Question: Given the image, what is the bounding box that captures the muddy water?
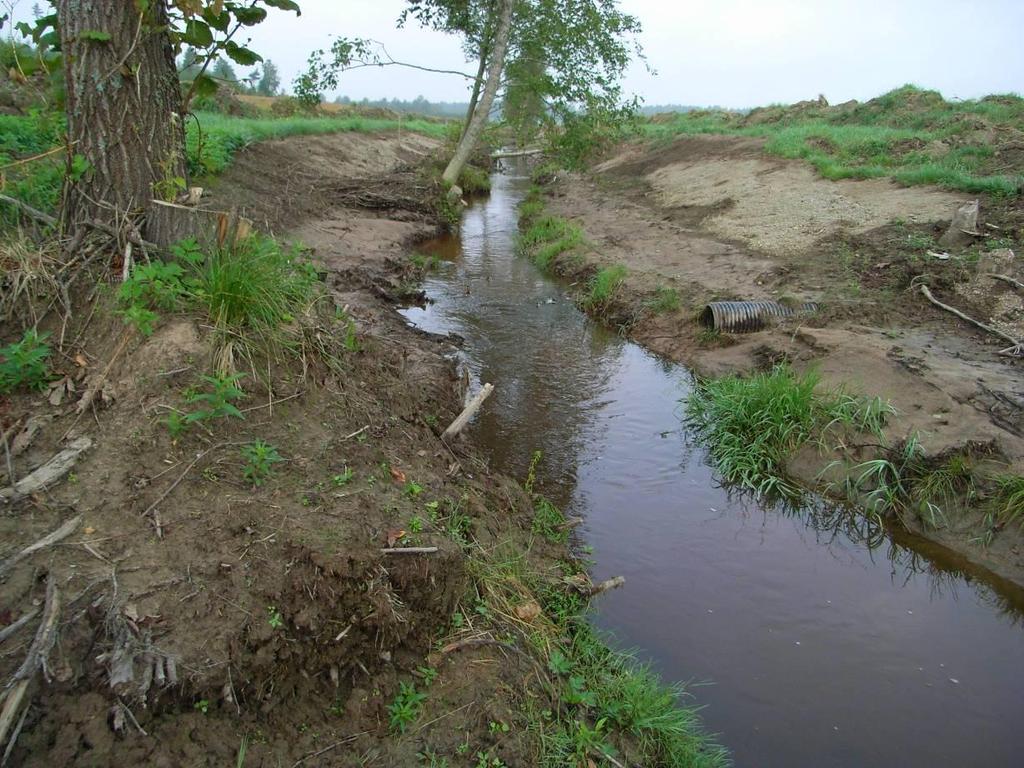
[400,169,1024,768]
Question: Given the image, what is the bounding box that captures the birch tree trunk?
[442,0,513,188]
[56,0,187,234]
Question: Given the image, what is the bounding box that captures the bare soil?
[539,134,1024,584]
[0,134,557,767]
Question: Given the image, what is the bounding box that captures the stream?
[399,167,1024,767]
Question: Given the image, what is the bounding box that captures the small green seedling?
[194,699,210,714]
[241,440,282,486]
[185,373,246,425]
[267,606,284,630]
[409,515,424,534]
[388,681,427,733]
[332,468,355,487]
[548,649,572,676]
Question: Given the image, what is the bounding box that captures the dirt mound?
[600,134,964,256]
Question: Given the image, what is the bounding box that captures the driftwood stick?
[918,285,1021,348]
[0,193,57,227]
[380,547,439,555]
[0,610,39,646]
[588,575,626,597]
[0,577,60,747]
[0,439,92,506]
[290,733,366,768]
[0,516,82,578]
[1,698,28,765]
[442,383,494,441]
[989,273,1024,292]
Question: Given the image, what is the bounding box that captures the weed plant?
[518,215,584,271]
[241,440,282,486]
[0,329,51,393]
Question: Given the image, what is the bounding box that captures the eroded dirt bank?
[531,134,1024,584]
[0,133,636,766]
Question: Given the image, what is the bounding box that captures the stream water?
[399,168,1024,767]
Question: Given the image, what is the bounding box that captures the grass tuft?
[685,364,893,498]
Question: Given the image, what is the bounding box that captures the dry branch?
[0,516,82,578]
[0,610,39,646]
[443,383,494,441]
[989,273,1024,292]
[0,193,57,227]
[0,576,60,748]
[380,546,439,555]
[0,438,92,506]
[918,284,1021,350]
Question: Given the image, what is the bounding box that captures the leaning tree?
[22,0,299,238]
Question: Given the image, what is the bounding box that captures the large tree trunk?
[442,0,513,189]
[56,0,187,237]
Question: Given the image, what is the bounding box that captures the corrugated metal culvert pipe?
[700,300,820,333]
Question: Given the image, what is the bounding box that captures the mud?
[0,133,546,767]
[538,134,1024,584]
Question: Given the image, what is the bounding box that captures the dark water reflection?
[399,169,1024,768]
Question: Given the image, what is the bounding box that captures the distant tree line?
[331,94,471,117]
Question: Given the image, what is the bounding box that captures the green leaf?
[232,6,267,26]
[201,8,230,32]
[263,0,301,13]
[191,73,218,97]
[80,30,112,42]
[224,41,261,66]
[183,19,213,47]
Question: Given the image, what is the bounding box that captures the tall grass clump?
[178,236,316,349]
[518,214,584,271]
[582,264,627,312]
[685,364,893,498]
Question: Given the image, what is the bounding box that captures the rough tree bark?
[461,40,489,141]
[442,0,513,189]
[56,0,187,235]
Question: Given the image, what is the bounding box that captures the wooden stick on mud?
[0,516,82,579]
[0,576,60,748]
[918,285,1022,349]
[989,274,1024,292]
[442,383,494,441]
[0,439,92,506]
[0,610,39,646]
[380,547,439,555]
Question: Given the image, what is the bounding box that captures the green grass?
[517,214,585,271]
[988,475,1024,530]
[685,364,893,498]
[642,85,1024,196]
[647,285,681,314]
[465,541,726,768]
[582,265,627,312]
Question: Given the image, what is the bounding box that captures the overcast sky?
[10,0,1024,106]
[238,0,1023,107]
